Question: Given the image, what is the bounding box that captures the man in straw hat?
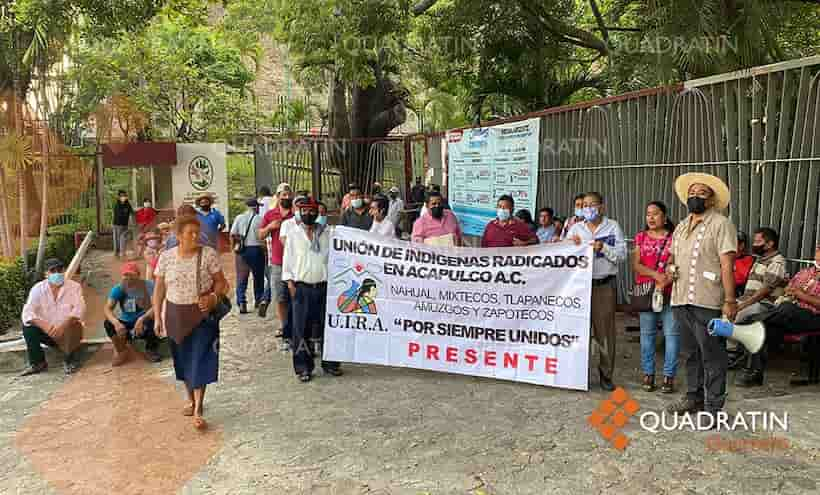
[19,258,86,376]
[196,193,226,250]
[664,173,738,420]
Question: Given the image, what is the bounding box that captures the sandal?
[642,374,656,392]
[182,403,195,416]
[661,376,675,394]
[193,416,208,430]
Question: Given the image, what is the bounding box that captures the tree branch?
[516,0,609,56]
[412,0,440,15]
[589,0,609,43]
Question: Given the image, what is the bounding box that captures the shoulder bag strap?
[242,213,256,243]
[196,248,203,296]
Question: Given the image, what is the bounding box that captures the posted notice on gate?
[324,227,593,390]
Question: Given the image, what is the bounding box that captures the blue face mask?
[48,272,65,286]
[582,207,600,222]
[574,207,584,218]
[317,215,327,226]
[497,208,511,221]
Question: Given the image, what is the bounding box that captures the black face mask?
[301,213,317,225]
[200,204,211,212]
[431,206,444,219]
[280,199,293,209]
[687,196,707,214]
[752,245,766,256]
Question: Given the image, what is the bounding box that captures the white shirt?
[22,279,86,327]
[280,217,297,244]
[387,197,404,226]
[282,225,330,284]
[230,209,264,247]
[259,195,275,214]
[566,217,627,279]
[370,218,396,238]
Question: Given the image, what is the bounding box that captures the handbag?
[233,213,256,254]
[197,248,232,322]
[630,234,670,313]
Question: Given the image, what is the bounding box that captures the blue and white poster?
[447,118,541,236]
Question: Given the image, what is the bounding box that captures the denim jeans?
[235,246,266,305]
[639,303,680,377]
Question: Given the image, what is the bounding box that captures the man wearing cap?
[665,173,737,419]
[259,185,294,325]
[104,262,161,366]
[231,197,265,314]
[282,197,342,382]
[20,259,86,376]
[196,194,226,250]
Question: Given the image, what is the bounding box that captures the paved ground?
[2,250,820,494]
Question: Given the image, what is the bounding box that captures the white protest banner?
[172,143,229,224]
[324,227,594,390]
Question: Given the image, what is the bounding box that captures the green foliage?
[227,155,255,221]
[64,15,257,142]
[0,226,77,334]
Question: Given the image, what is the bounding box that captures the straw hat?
[674,173,730,210]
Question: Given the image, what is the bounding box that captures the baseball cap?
[276,182,291,194]
[45,258,64,272]
[389,186,399,193]
[121,262,140,276]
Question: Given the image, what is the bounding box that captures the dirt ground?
[1,250,820,495]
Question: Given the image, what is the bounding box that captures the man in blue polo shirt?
[196,193,226,250]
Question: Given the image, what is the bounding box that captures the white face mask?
[144,202,151,208]
[815,261,820,270]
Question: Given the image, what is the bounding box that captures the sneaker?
[19,362,48,377]
[734,369,763,387]
[665,396,704,415]
[63,361,79,375]
[257,301,269,318]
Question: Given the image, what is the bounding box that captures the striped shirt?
[741,252,787,303]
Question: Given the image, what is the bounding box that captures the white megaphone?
[707,319,766,354]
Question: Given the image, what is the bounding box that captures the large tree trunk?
[328,57,407,198]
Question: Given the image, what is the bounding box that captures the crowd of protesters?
[16,172,820,431]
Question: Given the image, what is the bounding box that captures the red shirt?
[135,207,157,227]
[734,254,755,288]
[788,266,820,314]
[261,207,293,265]
[481,219,537,248]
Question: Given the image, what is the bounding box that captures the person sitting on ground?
[411,191,463,246]
[536,208,558,243]
[723,242,820,387]
[481,195,538,248]
[104,262,161,366]
[515,209,538,234]
[734,231,755,297]
[19,258,86,376]
[340,185,373,231]
[369,195,396,238]
[727,227,788,370]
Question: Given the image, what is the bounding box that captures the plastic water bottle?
[652,288,664,313]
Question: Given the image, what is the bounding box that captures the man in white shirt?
[282,197,341,382]
[20,258,86,376]
[231,198,265,314]
[369,195,396,238]
[568,191,627,391]
[257,185,275,214]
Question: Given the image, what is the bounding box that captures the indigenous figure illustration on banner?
[337,278,379,315]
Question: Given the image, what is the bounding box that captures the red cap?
[121,262,140,276]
